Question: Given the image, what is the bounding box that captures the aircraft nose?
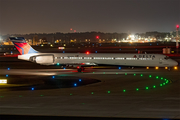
[172,60,178,66]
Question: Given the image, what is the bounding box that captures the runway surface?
[0,67,180,119]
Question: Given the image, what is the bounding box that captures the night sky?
[0,0,179,35]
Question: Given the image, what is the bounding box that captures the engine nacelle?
[29,54,54,65]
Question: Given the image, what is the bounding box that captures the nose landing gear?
[77,66,85,72]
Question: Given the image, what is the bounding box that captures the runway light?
[153,85,156,88]
[174,66,178,70]
[108,91,110,93]
[119,67,121,69]
[7,68,10,70]
[6,75,8,77]
[165,67,168,69]
[74,83,77,87]
[149,75,152,78]
[31,88,34,90]
[0,79,7,83]
[123,90,126,92]
[79,79,81,82]
[155,67,159,70]
[136,88,139,91]
[146,67,149,69]
[146,87,149,90]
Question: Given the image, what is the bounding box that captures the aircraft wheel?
[77,68,82,72]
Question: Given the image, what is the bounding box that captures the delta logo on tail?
[9,37,38,55]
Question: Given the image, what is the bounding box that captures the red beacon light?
[176,25,179,29]
[96,36,99,39]
[86,51,90,55]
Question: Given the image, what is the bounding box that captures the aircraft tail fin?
[9,37,38,55]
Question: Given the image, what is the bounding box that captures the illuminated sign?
[0,79,7,84]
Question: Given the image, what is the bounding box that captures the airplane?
[9,37,178,72]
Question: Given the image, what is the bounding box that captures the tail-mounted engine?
[29,54,54,65]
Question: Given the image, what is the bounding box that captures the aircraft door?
[159,58,163,64]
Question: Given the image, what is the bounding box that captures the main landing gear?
[77,66,85,72]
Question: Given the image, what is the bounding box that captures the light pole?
[176,25,179,54]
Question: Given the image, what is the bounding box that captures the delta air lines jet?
[10,37,178,72]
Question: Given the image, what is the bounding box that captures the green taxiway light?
[134,74,136,76]
[149,75,152,78]
[93,72,94,73]
[91,92,94,94]
[156,76,159,79]
[70,93,72,95]
[153,85,156,88]
[19,95,22,97]
[164,79,167,81]
[40,95,44,96]
[123,90,126,92]
[161,77,163,80]
[136,88,139,91]
[108,91,111,93]
[125,73,127,75]
[116,73,118,74]
[140,74,143,77]
[163,83,166,85]
[103,72,105,74]
[146,87,149,90]
[0,96,4,98]
[160,84,163,87]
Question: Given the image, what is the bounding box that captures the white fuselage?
[18,53,178,67]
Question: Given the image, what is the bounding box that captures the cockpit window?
[164,56,169,60]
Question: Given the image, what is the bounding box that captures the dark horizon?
[0,0,179,35]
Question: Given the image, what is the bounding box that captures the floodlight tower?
[176,25,179,54]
